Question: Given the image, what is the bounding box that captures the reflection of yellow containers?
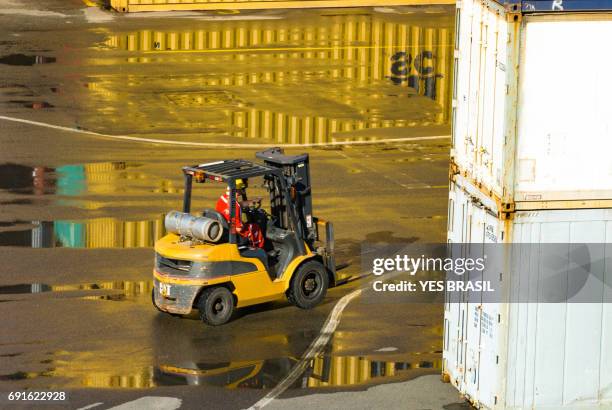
[79,367,153,388]
[50,281,153,297]
[309,356,375,387]
[99,19,452,142]
[104,20,452,89]
[82,162,124,197]
[307,356,442,387]
[96,280,153,297]
[84,162,125,184]
[84,216,165,248]
[46,336,154,389]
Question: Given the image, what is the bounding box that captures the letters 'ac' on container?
[450,0,612,206]
[444,181,612,409]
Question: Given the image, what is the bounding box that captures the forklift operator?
[215,179,264,249]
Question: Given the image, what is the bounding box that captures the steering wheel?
[241,197,262,211]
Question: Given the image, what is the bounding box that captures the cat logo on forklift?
[152,148,336,326]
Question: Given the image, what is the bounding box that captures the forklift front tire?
[197,286,235,326]
[287,260,328,309]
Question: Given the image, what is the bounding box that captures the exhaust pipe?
[164,211,223,243]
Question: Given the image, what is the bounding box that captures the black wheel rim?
[211,296,227,317]
[301,271,322,300]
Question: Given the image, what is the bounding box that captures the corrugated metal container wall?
[506,210,612,409]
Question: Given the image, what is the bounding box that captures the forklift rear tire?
[197,286,235,326]
[287,260,328,309]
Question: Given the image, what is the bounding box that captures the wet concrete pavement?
[0,1,466,409]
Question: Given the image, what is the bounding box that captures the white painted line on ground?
[246,288,362,410]
[0,115,450,149]
[375,346,399,352]
[106,396,181,410]
[76,403,103,410]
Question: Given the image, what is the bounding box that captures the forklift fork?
[315,218,336,285]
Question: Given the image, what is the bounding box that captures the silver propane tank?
[164,211,223,243]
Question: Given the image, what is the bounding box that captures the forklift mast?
[256,148,315,244]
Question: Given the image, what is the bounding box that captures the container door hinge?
[500,202,515,219]
[449,162,460,180]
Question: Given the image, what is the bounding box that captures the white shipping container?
[451,0,612,205]
[444,179,612,409]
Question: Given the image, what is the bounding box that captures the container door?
[462,203,504,408]
[516,16,612,202]
[452,0,509,198]
[473,4,508,197]
[444,181,505,407]
[472,216,504,409]
[444,183,468,387]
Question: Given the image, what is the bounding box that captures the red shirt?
[216,192,243,231]
[215,192,264,248]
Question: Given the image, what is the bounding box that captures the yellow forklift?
[152,148,336,325]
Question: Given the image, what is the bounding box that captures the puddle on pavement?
[0,280,152,298]
[2,100,55,109]
[75,9,453,140]
[134,356,440,389]
[0,160,171,248]
[0,370,55,381]
[0,54,56,66]
[0,161,145,196]
[24,101,54,109]
[3,354,441,389]
[0,216,165,248]
[0,353,23,358]
[0,279,441,390]
[0,283,53,294]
